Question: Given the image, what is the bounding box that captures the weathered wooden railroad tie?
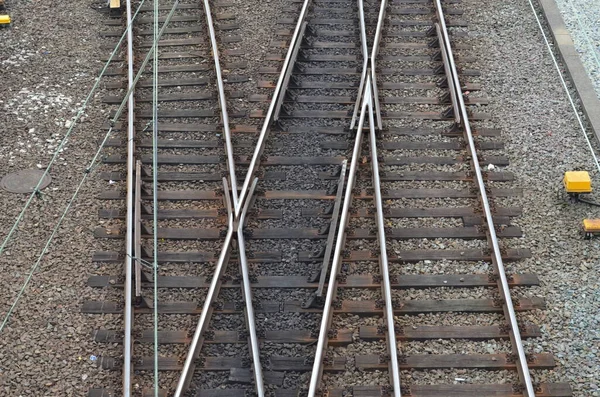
[85,0,573,395]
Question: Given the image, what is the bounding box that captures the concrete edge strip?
[537,0,600,143]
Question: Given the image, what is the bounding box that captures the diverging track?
[85,0,573,396]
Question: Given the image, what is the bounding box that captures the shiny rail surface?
[173,0,313,393]
[273,21,308,121]
[308,78,402,396]
[174,0,245,386]
[122,0,135,394]
[350,0,370,129]
[85,0,575,395]
[235,0,312,216]
[236,178,265,396]
[365,78,401,397]
[369,0,387,129]
[116,0,241,395]
[173,180,235,397]
[172,1,249,392]
[434,0,536,394]
[316,160,348,297]
[309,0,396,392]
[121,1,185,395]
[307,82,369,396]
[435,23,461,125]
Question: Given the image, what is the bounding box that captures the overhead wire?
[0,0,183,332]
[0,0,148,260]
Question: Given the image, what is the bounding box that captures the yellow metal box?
[564,171,592,193]
[583,219,600,233]
[110,0,120,8]
[0,15,10,25]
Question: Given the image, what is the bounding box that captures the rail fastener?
[0,15,10,25]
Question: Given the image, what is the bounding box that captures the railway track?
[86,0,254,395]
[86,0,573,395]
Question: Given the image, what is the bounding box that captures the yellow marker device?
[563,171,592,194]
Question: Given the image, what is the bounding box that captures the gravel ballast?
[552,0,600,99]
[0,0,599,396]
[466,0,600,395]
[0,1,116,395]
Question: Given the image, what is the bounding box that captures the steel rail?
[369,0,388,130]
[174,0,272,391]
[151,0,160,392]
[235,0,312,216]
[433,0,535,395]
[134,160,143,299]
[434,23,461,125]
[274,21,308,121]
[350,0,369,129]
[110,0,182,141]
[316,160,348,297]
[122,2,186,394]
[202,0,238,207]
[236,178,265,396]
[174,178,235,396]
[122,0,135,394]
[307,83,370,397]
[366,78,401,397]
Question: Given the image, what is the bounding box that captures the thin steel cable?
[0,141,108,332]
[0,0,182,332]
[111,0,182,133]
[0,0,148,259]
[527,0,600,172]
[126,253,155,269]
[152,0,160,394]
